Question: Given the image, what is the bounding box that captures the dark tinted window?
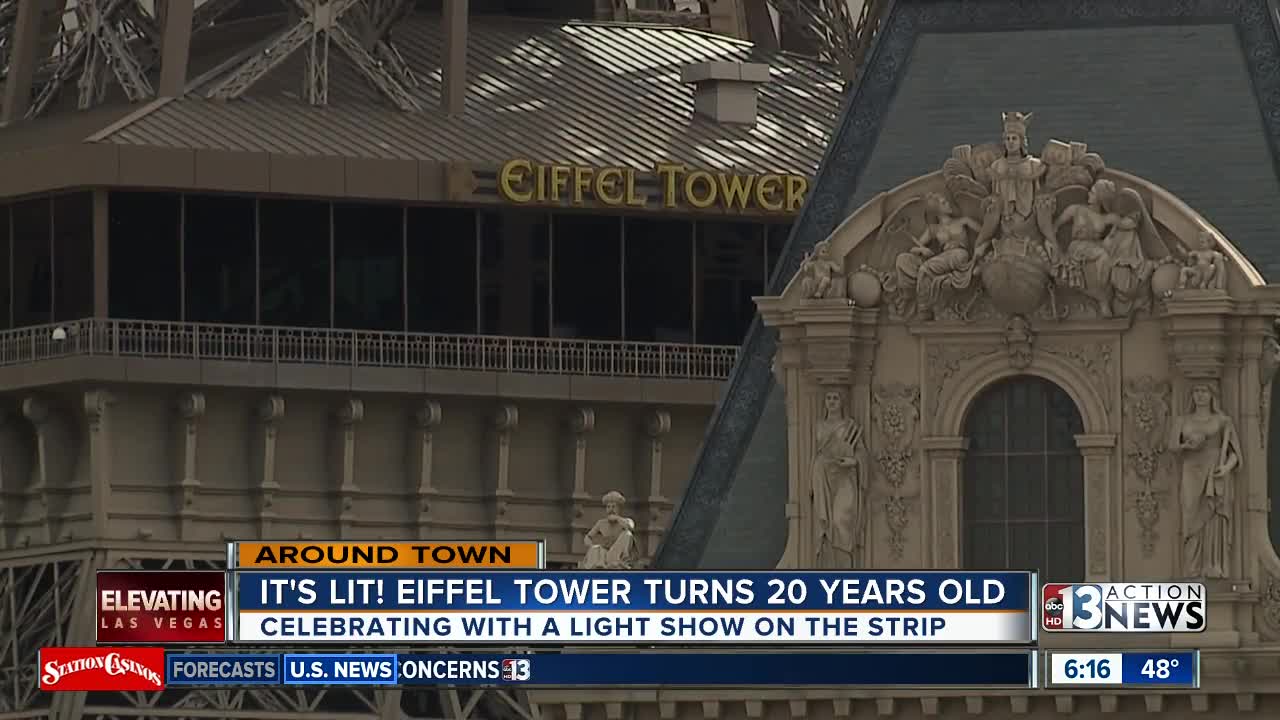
[407,207,477,334]
[108,192,181,321]
[184,194,256,324]
[334,203,403,331]
[551,214,621,340]
[259,199,330,327]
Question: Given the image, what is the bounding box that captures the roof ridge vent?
[681,61,771,125]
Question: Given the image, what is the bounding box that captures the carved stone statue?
[1003,315,1034,369]
[812,390,868,568]
[889,192,982,319]
[869,113,1176,321]
[580,490,640,569]
[1178,231,1227,291]
[1261,334,1280,385]
[1170,383,1242,579]
[797,239,846,300]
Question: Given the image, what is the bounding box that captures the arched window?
[962,376,1086,581]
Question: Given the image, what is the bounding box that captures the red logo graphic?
[39,647,165,691]
[96,570,226,644]
[1041,583,1070,630]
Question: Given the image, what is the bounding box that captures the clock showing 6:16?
[1046,652,1198,688]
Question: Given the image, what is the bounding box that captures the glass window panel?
[1046,522,1085,582]
[624,218,692,343]
[53,193,92,322]
[479,211,549,337]
[1047,385,1084,450]
[1007,523,1046,573]
[259,199,330,327]
[0,205,10,328]
[551,214,621,340]
[966,393,1005,453]
[695,220,764,345]
[1006,455,1045,521]
[184,194,256,324]
[1007,380,1046,452]
[334,203,404,331]
[407,207,477,334]
[965,523,1007,569]
[963,456,1005,523]
[1047,454,1085,521]
[107,192,180,321]
[13,198,52,326]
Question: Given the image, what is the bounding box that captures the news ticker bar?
[165,650,1038,687]
[100,565,1038,645]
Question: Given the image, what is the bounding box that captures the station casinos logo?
[39,647,166,692]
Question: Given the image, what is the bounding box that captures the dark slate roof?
[97,14,844,175]
[657,0,1280,569]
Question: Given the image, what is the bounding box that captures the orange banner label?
[231,541,542,569]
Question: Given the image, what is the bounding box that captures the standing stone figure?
[580,490,640,569]
[1170,383,1242,579]
[811,390,868,568]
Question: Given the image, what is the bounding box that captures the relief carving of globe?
[979,254,1051,316]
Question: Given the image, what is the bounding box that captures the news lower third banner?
[163,651,1037,687]
[228,571,1035,644]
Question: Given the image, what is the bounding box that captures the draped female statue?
[811,390,868,568]
[1170,383,1242,579]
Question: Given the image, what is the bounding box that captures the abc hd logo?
[501,659,531,682]
[1042,582,1206,632]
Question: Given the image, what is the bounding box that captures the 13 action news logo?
[39,647,166,691]
[1042,583,1205,632]
[501,659,531,682]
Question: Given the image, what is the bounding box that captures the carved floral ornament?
[787,112,1261,324]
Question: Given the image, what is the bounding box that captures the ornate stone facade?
[757,114,1280,652]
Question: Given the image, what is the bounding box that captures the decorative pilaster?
[491,405,518,533]
[253,395,285,539]
[921,436,967,569]
[83,390,114,541]
[332,398,364,539]
[1076,433,1118,579]
[637,410,673,559]
[563,407,595,548]
[410,400,442,538]
[174,392,206,541]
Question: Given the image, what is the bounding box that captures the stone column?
[410,400,442,539]
[636,410,673,559]
[253,395,285,539]
[174,392,206,541]
[563,407,595,551]
[1075,433,1117,580]
[491,405,518,534]
[332,398,364,539]
[920,436,967,569]
[83,390,114,541]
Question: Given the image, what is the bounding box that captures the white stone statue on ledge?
[579,490,640,569]
[1170,382,1242,579]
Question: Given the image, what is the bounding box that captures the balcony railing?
[0,319,739,380]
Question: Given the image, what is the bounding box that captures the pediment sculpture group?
[784,112,1269,579]
[796,112,1226,321]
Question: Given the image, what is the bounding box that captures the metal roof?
[97,14,844,176]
